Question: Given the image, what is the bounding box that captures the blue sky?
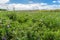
[10,0,53,4]
[9,0,60,5]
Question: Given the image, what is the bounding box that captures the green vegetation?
[0,10,60,40]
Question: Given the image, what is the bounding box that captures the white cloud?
[7,3,48,10]
[0,3,60,10]
[0,0,10,4]
[40,3,47,5]
[53,0,60,3]
[53,1,56,3]
[0,0,60,10]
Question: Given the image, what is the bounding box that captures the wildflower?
[2,37,6,40]
[7,24,10,28]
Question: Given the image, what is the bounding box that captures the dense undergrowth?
[0,11,60,40]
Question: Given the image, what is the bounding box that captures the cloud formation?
[53,1,56,3]
[0,0,9,4]
[6,3,60,10]
[0,0,60,10]
[7,3,48,10]
[53,0,60,3]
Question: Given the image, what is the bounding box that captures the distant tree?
[0,9,7,11]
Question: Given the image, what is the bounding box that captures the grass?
[0,10,60,40]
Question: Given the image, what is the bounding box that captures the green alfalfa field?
[0,10,60,40]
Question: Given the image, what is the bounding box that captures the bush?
[0,11,60,40]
